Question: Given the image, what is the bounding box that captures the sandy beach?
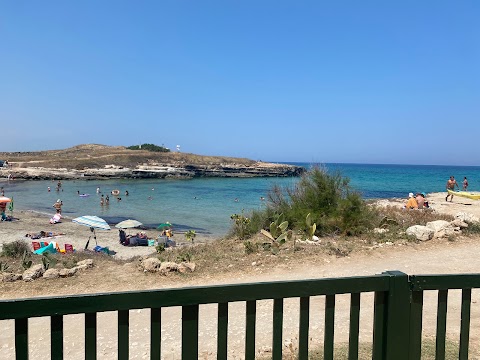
[0,210,182,260]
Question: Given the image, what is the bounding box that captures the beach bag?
[137,238,148,246]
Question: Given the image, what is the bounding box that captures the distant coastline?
[0,144,305,180]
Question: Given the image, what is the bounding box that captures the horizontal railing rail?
[0,274,390,320]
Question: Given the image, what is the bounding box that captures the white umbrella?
[115,219,143,229]
[72,216,110,249]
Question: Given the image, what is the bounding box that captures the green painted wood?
[182,305,199,360]
[384,271,410,360]
[85,312,97,360]
[15,318,28,360]
[51,315,63,360]
[409,291,424,360]
[118,310,129,360]
[348,293,360,360]
[459,289,471,360]
[411,274,480,291]
[298,297,310,360]
[372,291,387,360]
[0,275,390,320]
[324,294,335,360]
[150,308,161,360]
[272,298,284,360]
[245,300,256,360]
[217,303,228,360]
[435,290,448,360]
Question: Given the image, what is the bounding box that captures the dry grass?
[257,339,462,359]
[0,144,257,170]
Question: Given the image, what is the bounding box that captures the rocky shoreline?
[2,162,305,180]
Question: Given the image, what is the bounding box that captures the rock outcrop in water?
[0,144,305,180]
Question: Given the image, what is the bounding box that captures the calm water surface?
[2,163,479,237]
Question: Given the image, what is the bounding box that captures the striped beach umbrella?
[72,216,111,230]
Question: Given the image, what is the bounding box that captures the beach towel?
[93,245,110,255]
[33,242,57,255]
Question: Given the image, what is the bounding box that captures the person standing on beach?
[53,199,63,214]
[463,177,469,191]
[446,176,459,202]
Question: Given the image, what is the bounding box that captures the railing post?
[383,271,411,360]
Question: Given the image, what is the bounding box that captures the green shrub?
[176,250,193,263]
[262,167,375,236]
[465,222,480,235]
[230,211,251,240]
[1,240,31,258]
[243,240,258,254]
[127,143,170,152]
[0,261,10,272]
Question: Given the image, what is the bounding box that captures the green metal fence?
[0,270,478,359]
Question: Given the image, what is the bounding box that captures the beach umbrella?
[0,196,11,204]
[73,215,111,230]
[115,219,143,229]
[72,215,110,249]
[157,222,172,230]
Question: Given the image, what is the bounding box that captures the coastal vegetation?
[230,167,375,240]
[126,143,170,152]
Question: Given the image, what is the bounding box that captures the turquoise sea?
[2,163,479,237]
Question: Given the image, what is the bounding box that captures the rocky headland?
[0,144,305,180]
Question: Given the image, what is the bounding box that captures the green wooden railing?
[0,270,478,359]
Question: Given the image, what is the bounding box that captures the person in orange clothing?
[405,192,418,209]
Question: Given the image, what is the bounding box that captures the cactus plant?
[185,230,196,243]
[21,251,32,270]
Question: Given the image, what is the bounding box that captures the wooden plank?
[384,271,411,360]
[51,315,63,359]
[298,297,310,360]
[217,303,228,360]
[85,312,97,360]
[15,318,28,360]
[459,289,471,360]
[324,294,335,359]
[409,291,424,359]
[182,305,199,360]
[372,291,387,360]
[118,310,129,360]
[150,308,161,360]
[245,300,256,360]
[411,274,480,291]
[435,290,448,360]
[348,293,360,360]
[272,298,284,360]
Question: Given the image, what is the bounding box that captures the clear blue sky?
[1,1,479,165]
